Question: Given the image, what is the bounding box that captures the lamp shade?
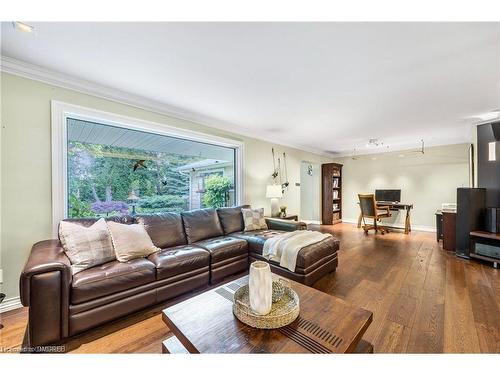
[266,184,282,198]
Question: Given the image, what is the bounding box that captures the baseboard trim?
[342,218,436,233]
[0,296,23,313]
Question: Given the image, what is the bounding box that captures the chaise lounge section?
[20,206,339,346]
[232,229,339,285]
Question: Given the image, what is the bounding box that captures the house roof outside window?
[176,159,232,172]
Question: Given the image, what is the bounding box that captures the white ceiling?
[2,22,499,155]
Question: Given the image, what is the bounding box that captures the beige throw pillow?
[59,218,116,275]
[241,207,268,231]
[106,221,160,262]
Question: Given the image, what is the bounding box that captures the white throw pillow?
[241,208,268,231]
[59,218,116,274]
[106,221,160,262]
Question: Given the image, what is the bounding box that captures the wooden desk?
[357,202,413,234]
[162,275,373,353]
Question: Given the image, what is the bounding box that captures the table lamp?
[266,184,282,217]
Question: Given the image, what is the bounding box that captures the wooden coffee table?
[162,276,373,353]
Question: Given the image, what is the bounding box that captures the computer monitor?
[375,189,401,203]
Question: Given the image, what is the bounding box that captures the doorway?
[300,161,320,223]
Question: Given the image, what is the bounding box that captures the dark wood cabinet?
[321,163,343,225]
[443,212,457,251]
[435,211,444,242]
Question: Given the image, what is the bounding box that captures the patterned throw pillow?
[59,218,116,274]
[241,208,268,231]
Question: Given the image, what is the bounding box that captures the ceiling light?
[398,154,405,158]
[366,138,383,148]
[12,21,34,33]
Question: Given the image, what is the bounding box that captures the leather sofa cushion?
[137,213,187,248]
[216,205,250,234]
[195,236,248,264]
[148,245,210,280]
[71,258,156,304]
[230,229,286,255]
[181,208,224,243]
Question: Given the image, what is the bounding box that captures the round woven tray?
[233,284,300,329]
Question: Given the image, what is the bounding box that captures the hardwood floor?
[1,223,499,353]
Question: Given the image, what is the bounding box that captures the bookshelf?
[321,162,343,224]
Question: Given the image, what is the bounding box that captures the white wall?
[332,143,470,230]
[0,73,334,302]
[0,71,472,305]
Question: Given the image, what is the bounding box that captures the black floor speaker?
[485,207,500,233]
[455,188,486,259]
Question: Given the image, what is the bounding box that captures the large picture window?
[52,101,243,230]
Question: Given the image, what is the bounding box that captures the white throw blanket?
[262,230,332,272]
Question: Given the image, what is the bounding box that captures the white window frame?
[51,100,245,236]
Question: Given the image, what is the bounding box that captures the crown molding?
[473,117,500,126]
[0,56,334,159]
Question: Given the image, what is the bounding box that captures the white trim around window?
[51,100,245,236]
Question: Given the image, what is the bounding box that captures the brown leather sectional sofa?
[20,206,339,346]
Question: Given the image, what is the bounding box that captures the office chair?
[358,194,392,235]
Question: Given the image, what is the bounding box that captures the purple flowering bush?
[91,201,129,216]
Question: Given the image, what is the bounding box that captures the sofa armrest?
[20,240,72,346]
[20,240,72,305]
[265,218,307,232]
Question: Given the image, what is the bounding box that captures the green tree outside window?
[202,175,233,208]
